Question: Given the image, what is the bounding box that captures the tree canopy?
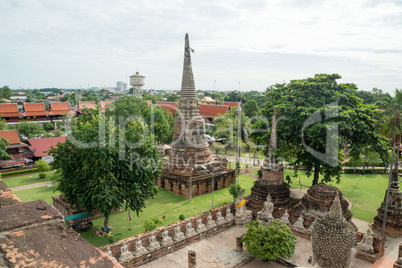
[251,74,388,185]
[17,122,46,139]
[49,108,163,228]
[0,86,12,100]
[105,96,174,144]
[0,138,11,160]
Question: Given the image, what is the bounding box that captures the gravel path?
[10,181,58,191]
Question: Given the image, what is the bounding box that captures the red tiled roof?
[28,137,67,157]
[79,101,96,110]
[199,104,229,118]
[222,102,241,108]
[156,102,229,118]
[2,98,12,103]
[146,100,152,106]
[156,102,178,114]
[0,104,24,118]
[49,102,74,115]
[24,103,51,116]
[201,97,217,104]
[0,130,21,145]
[100,101,114,112]
[0,159,26,168]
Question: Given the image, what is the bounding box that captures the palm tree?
[377,88,402,235]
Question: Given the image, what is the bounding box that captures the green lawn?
[1,171,56,188]
[10,167,392,246]
[13,183,61,205]
[71,174,256,247]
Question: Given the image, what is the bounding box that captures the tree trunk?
[103,215,109,229]
[312,168,319,185]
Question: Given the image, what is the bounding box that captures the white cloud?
[0,0,401,92]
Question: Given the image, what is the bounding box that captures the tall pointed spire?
[180,33,197,100]
[267,107,278,160]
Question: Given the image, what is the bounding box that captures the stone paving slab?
[140,227,250,268]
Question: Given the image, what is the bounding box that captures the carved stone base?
[225,212,234,222]
[257,213,274,226]
[133,247,147,257]
[119,252,134,262]
[216,217,225,225]
[148,242,161,251]
[161,237,173,247]
[196,224,207,233]
[206,220,216,229]
[372,208,402,237]
[235,212,252,226]
[173,233,185,242]
[185,228,196,237]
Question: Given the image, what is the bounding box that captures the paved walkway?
[10,181,57,191]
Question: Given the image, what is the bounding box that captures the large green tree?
[251,74,388,185]
[0,138,11,160]
[49,108,163,228]
[17,122,46,139]
[0,86,12,100]
[105,96,174,144]
[243,99,259,117]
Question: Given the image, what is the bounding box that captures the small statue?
[133,236,147,256]
[206,211,217,229]
[225,205,234,221]
[196,215,207,233]
[280,209,290,225]
[147,230,160,251]
[106,245,117,261]
[357,229,374,254]
[118,240,134,262]
[185,219,196,237]
[173,222,185,242]
[161,226,173,246]
[216,208,225,225]
[293,215,305,229]
[257,194,274,225]
[235,190,252,226]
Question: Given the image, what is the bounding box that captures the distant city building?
[130,72,145,98]
[116,81,127,91]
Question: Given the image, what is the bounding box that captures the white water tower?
[130,72,145,98]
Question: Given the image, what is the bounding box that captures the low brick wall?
[0,165,37,174]
[100,204,236,267]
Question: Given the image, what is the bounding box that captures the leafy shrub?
[43,122,54,131]
[108,235,117,243]
[241,220,296,261]
[39,172,47,179]
[179,214,185,221]
[143,217,163,232]
[346,156,363,167]
[53,129,64,137]
[1,168,39,177]
[228,184,245,200]
[36,159,50,172]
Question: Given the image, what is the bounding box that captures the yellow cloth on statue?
[237,199,245,209]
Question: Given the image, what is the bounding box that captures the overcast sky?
[1,0,401,93]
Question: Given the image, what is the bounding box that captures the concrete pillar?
[235,236,243,252]
[188,250,196,268]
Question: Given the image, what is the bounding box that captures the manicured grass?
[1,171,56,188]
[13,183,61,205]
[77,174,257,247]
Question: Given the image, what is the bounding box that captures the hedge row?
[1,168,39,177]
[342,168,389,174]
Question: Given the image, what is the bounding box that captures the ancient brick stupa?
[372,157,402,237]
[158,34,235,198]
[248,107,290,210]
[311,192,356,268]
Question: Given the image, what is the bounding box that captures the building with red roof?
[49,102,74,116]
[27,137,66,162]
[200,96,217,104]
[24,103,51,118]
[2,98,12,103]
[100,101,114,113]
[0,130,31,168]
[0,104,24,123]
[222,102,241,108]
[156,101,178,114]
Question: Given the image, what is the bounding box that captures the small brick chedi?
[311,192,356,268]
[158,34,235,198]
[372,159,402,237]
[248,107,290,210]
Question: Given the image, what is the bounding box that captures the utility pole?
[236,105,242,185]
